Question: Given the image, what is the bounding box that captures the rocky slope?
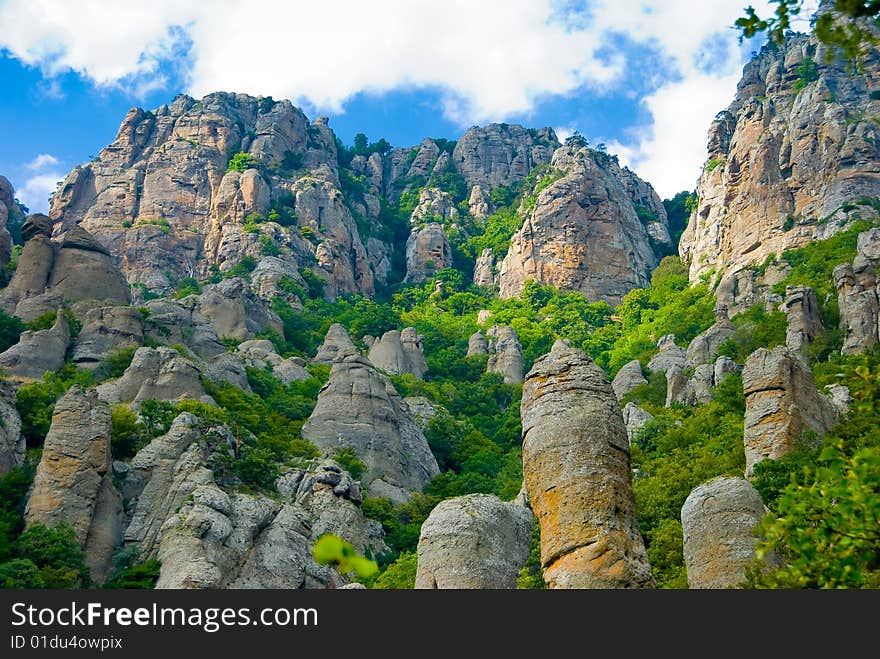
[680,32,880,284]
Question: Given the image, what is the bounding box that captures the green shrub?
[100,345,138,380]
[15,522,90,588]
[227,151,259,172]
[110,404,148,460]
[368,551,417,589]
[0,310,24,353]
[332,448,366,480]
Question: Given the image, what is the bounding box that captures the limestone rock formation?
[714,356,743,384]
[405,223,452,282]
[367,328,428,378]
[72,306,144,369]
[466,330,488,357]
[467,184,489,219]
[0,309,70,380]
[742,346,839,476]
[313,323,358,364]
[25,386,122,581]
[96,346,214,406]
[680,33,880,283]
[301,352,439,504]
[472,248,496,288]
[403,397,437,428]
[486,325,524,384]
[0,382,23,476]
[415,494,533,589]
[452,124,557,191]
[685,307,736,368]
[622,402,653,444]
[682,476,776,589]
[141,297,226,358]
[521,340,654,588]
[0,175,22,269]
[0,220,130,321]
[237,339,309,384]
[612,360,648,400]
[782,285,824,350]
[834,228,880,354]
[647,334,687,374]
[196,277,282,341]
[498,140,671,304]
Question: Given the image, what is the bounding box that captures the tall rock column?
[521,340,654,588]
[742,346,839,476]
[781,285,824,350]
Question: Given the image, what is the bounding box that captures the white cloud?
[0,0,824,195]
[17,172,63,214]
[26,153,60,170]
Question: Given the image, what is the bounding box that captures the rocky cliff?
[680,33,880,283]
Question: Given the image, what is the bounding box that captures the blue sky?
[0,1,814,214]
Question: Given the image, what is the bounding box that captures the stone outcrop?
[714,356,743,384]
[622,402,653,444]
[96,346,214,406]
[141,297,225,359]
[302,352,439,504]
[0,310,70,379]
[195,277,282,341]
[682,476,777,589]
[472,248,496,288]
[782,285,824,350]
[415,494,533,589]
[405,223,451,282]
[452,124,558,191]
[0,175,22,269]
[685,306,736,368]
[237,339,309,384]
[312,323,357,364]
[521,340,654,588]
[72,306,144,369]
[742,346,839,476]
[0,220,130,321]
[486,325,524,384]
[403,396,437,428]
[612,359,648,400]
[24,387,122,581]
[466,330,488,357]
[647,334,687,374]
[367,328,428,378]
[467,184,489,219]
[680,33,880,284]
[498,140,671,305]
[834,228,880,354]
[0,382,23,476]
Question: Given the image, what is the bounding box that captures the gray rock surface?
[685,307,736,368]
[415,494,533,589]
[742,346,839,476]
[405,223,451,282]
[313,323,358,364]
[682,476,776,589]
[72,306,144,369]
[96,346,214,406]
[472,248,496,288]
[521,340,654,588]
[486,325,524,384]
[647,334,687,374]
[622,402,653,444]
[302,352,439,504]
[612,360,647,400]
[0,310,70,379]
[782,285,824,350]
[0,382,24,476]
[367,328,427,378]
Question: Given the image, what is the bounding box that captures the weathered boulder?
[680,32,880,283]
[313,323,357,363]
[0,309,70,380]
[302,352,439,504]
[685,306,736,368]
[612,360,647,400]
[467,184,490,219]
[742,346,839,476]
[201,352,252,392]
[622,402,653,444]
[486,325,524,384]
[0,176,22,268]
[96,346,214,406]
[682,476,776,589]
[521,340,654,588]
[714,356,743,384]
[665,364,692,407]
[781,285,824,350]
[647,334,687,374]
[415,494,533,589]
[834,259,879,355]
[403,396,437,428]
[472,248,496,288]
[367,328,427,378]
[72,306,144,369]
[466,330,488,357]
[498,141,670,305]
[238,339,310,384]
[0,382,24,476]
[24,386,122,581]
[405,223,451,282]
[140,297,226,358]
[250,256,305,306]
[196,277,282,341]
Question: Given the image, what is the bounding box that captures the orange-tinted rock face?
[681,33,880,284]
[521,340,655,589]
